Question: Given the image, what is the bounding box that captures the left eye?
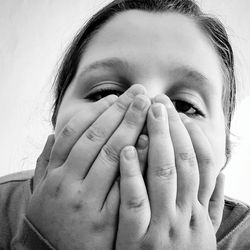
[172,100,202,116]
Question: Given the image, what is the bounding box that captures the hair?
[51,0,236,166]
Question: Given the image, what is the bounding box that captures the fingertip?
[129,84,148,96]
[121,146,137,161]
[120,146,141,178]
[99,94,118,105]
[218,172,225,179]
[136,134,149,150]
[217,172,225,188]
[150,103,166,120]
[153,94,167,103]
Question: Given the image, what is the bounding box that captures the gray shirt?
[1,170,250,249]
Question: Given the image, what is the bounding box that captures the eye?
[172,100,204,117]
[86,87,124,101]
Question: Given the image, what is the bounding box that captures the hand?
[27,84,151,250]
[33,134,55,191]
[116,94,225,250]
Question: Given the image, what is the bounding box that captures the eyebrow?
[79,57,132,78]
[169,65,215,93]
[79,58,214,92]
[171,66,209,84]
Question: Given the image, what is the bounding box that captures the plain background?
[0,0,250,203]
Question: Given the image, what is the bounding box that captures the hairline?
[53,6,234,135]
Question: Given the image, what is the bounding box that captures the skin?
[27,11,226,249]
[57,10,226,167]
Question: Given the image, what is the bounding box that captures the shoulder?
[217,196,250,249]
[0,170,34,185]
[0,170,34,197]
[0,170,34,213]
[0,170,35,248]
[0,170,34,217]
[0,170,34,201]
[0,169,34,210]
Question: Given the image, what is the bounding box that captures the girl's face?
[55,11,226,170]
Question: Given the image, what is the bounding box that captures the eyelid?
[172,97,200,109]
[86,80,125,94]
[171,95,205,117]
[171,92,205,108]
[84,80,126,101]
[89,80,124,90]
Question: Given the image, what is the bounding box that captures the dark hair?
[51,0,236,165]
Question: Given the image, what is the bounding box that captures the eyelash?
[172,99,204,117]
[86,88,205,117]
[86,87,124,101]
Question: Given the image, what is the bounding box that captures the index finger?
[49,95,117,168]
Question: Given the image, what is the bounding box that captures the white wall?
[1,0,250,204]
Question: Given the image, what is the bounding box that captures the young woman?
[1,0,250,249]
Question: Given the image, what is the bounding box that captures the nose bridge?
[141,77,167,100]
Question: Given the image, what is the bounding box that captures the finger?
[103,179,120,222]
[154,94,199,209]
[33,134,55,190]
[86,93,150,203]
[104,135,149,216]
[135,134,149,175]
[147,102,176,220]
[117,146,150,243]
[49,95,118,168]
[209,173,225,232]
[180,114,217,208]
[66,84,147,178]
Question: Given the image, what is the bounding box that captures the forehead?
[77,10,223,91]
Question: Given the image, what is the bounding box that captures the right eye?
[86,87,124,101]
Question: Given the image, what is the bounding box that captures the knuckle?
[177,151,197,166]
[114,99,128,113]
[90,216,108,233]
[61,123,76,137]
[200,155,213,166]
[189,213,197,228]
[140,235,168,250]
[140,240,155,250]
[168,226,176,238]
[70,189,90,212]
[125,197,146,211]
[101,143,119,164]
[153,163,176,180]
[36,155,44,165]
[123,111,139,127]
[85,126,107,142]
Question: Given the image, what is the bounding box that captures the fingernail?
[124,146,136,160]
[152,103,165,119]
[128,84,147,96]
[132,95,148,111]
[137,135,148,149]
[103,94,118,103]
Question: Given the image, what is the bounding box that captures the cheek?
[201,121,226,170]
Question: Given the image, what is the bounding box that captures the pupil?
[175,101,190,112]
